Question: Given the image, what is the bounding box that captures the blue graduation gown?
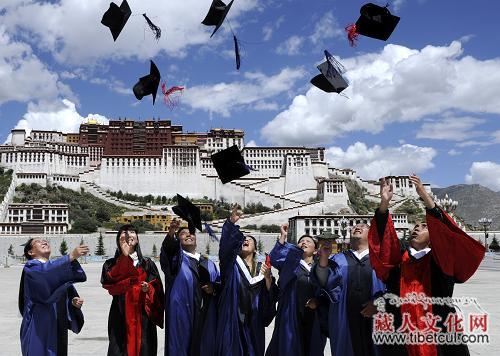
[160,236,220,356]
[215,219,277,356]
[20,255,86,356]
[312,252,385,356]
[266,241,326,356]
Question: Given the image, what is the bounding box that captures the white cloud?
[465,161,500,191]
[0,27,73,105]
[183,67,305,116]
[262,15,285,41]
[245,140,258,147]
[416,115,485,141]
[1,0,259,65]
[326,142,437,180]
[14,99,108,134]
[448,149,462,156]
[276,36,304,56]
[262,41,500,146]
[309,11,343,45]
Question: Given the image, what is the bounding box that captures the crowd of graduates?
[18,174,486,356]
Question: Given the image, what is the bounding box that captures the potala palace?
[0,119,431,237]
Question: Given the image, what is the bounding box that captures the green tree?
[273,203,282,210]
[95,232,106,256]
[489,236,500,252]
[8,244,14,256]
[257,238,264,254]
[59,239,68,255]
[70,218,98,233]
[152,244,158,258]
[96,206,111,223]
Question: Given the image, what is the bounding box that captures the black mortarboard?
[211,145,251,184]
[133,60,161,105]
[316,231,338,243]
[101,0,132,41]
[355,3,400,41]
[201,0,234,38]
[311,51,348,94]
[172,194,202,234]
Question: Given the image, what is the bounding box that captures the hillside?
[432,184,500,230]
[13,183,126,233]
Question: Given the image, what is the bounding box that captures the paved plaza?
[1,257,499,356]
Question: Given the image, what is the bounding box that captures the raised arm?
[219,208,245,278]
[368,177,402,281]
[269,223,293,271]
[160,218,182,278]
[410,174,485,282]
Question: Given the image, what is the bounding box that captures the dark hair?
[246,234,257,249]
[177,226,193,236]
[19,238,36,315]
[298,234,318,248]
[23,238,34,260]
[115,224,145,267]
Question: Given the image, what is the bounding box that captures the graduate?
[266,224,327,356]
[19,238,88,356]
[369,175,485,356]
[312,223,385,356]
[101,224,164,356]
[216,207,278,356]
[160,215,220,356]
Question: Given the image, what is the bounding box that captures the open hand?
[70,245,89,261]
[409,174,434,208]
[305,298,319,310]
[360,301,378,318]
[379,177,394,212]
[168,218,181,237]
[230,204,243,224]
[141,281,150,293]
[71,297,84,309]
[201,283,214,295]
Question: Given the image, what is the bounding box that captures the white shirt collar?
[351,248,369,260]
[129,252,139,267]
[409,247,431,260]
[300,259,312,272]
[183,250,201,261]
[35,258,48,263]
[236,255,264,285]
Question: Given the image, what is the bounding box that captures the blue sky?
[1,0,500,190]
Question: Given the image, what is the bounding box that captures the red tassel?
[345,23,359,47]
[265,253,271,268]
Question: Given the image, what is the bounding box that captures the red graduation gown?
[368,207,485,356]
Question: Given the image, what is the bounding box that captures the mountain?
[432,184,500,230]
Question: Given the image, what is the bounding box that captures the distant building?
[113,211,173,231]
[0,203,69,234]
[0,119,432,233]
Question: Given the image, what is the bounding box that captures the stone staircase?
[78,166,159,212]
[0,174,17,222]
[228,180,305,205]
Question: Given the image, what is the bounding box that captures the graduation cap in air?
[316,230,338,244]
[101,0,132,41]
[172,194,202,234]
[211,145,251,184]
[347,3,400,45]
[202,0,235,38]
[310,50,349,94]
[133,60,161,105]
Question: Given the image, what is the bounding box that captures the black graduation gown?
[101,255,165,356]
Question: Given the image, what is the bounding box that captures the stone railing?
[0,174,17,222]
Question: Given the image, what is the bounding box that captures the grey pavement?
[1,256,499,356]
